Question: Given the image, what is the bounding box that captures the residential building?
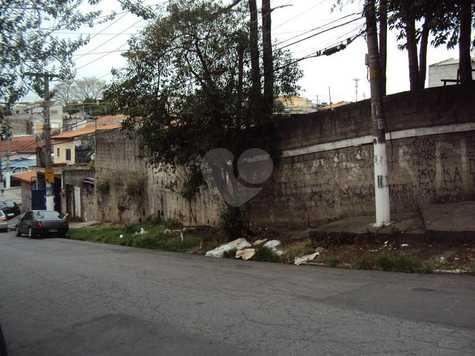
[0,136,38,189]
[428,57,475,87]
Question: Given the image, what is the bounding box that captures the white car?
[0,211,8,232]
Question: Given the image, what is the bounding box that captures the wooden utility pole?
[262,0,273,117]
[365,0,391,226]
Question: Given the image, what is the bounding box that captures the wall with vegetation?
[95,85,475,228]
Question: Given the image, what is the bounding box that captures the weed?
[353,254,375,270]
[254,247,281,263]
[283,240,315,263]
[375,254,424,273]
[325,256,340,268]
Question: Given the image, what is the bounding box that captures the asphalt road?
[0,231,474,356]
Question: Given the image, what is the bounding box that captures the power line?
[275,12,360,47]
[273,0,328,30]
[278,17,363,50]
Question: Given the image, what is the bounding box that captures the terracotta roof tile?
[0,136,37,154]
[13,170,37,183]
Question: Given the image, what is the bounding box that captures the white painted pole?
[373,142,390,225]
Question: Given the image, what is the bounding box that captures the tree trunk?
[248,0,261,119]
[418,18,431,90]
[378,0,387,96]
[365,0,391,226]
[403,7,419,91]
[262,0,273,117]
[237,43,245,120]
[459,0,473,84]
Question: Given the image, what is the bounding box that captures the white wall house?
[428,58,475,88]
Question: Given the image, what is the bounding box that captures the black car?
[16,210,69,238]
[0,200,20,219]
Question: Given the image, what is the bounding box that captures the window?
[65,148,72,161]
[57,148,60,157]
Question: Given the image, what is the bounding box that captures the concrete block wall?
[95,85,475,228]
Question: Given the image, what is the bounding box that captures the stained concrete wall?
[95,85,475,227]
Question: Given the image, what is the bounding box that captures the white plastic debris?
[119,234,124,239]
[294,252,319,266]
[263,240,283,256]
[236,248,256,261]
[401,243,409,248]
[205,238,252,258]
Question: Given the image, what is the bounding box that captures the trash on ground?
[294,252,320,266]
[205,238,252,258]
[253,239,268,246]
[236,249,256,261]
[401,243,409,248]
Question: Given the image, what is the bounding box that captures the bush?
[254,247,281,263]
[354,255,375,270]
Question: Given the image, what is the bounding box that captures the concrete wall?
[95,85,475,228]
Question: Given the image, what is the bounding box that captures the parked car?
[0,211,8,233]
[16,210,69,238]
[0,200,20,219]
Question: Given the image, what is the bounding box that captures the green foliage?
[69,222,200,252]
[375,254,431,273]
[0,1,109,105]
[219,206,248,241]
[105,0,302,174]
[354,254,375,270]
[254,247,281,263]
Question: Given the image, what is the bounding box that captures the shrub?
[254,247,281,263]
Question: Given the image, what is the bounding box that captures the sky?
[30,0,463,103]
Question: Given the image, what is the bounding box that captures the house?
[428,58,475,87]
[275,96,317,114]
[51,122,121,165]
[0,136,38,189]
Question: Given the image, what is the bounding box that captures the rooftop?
[0,136,37,155]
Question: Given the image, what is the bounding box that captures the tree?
[0,1,107,107]
[458,0,473,83]
[262,0,273,116]
[248,0,262,120]
[105,0,301,196]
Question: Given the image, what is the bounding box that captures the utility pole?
[365,0,391,226]
[328,87,332,108]
[25,71,60,210]
[353,78,360,102]
[24,72,59,166]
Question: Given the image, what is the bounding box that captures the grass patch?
[254,247,281,263]
[375,254,432,273]
[283,240,315,263]
[69,222,200,253]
